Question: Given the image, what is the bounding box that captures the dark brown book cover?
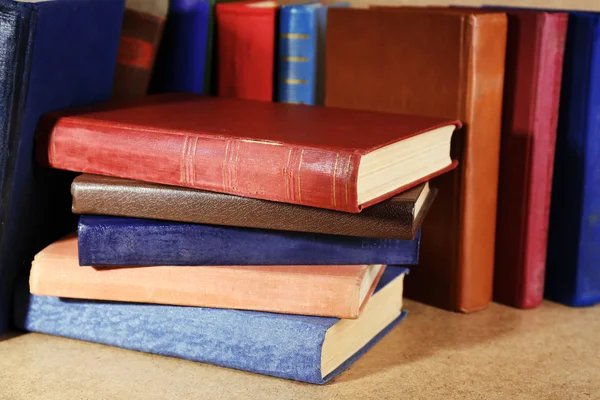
[326,8,507,312]
[71,174,436,240]
[112,7,166,99]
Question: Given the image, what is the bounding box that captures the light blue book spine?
[277,3,348,105]
[14,268,407,384]
[278,4,318,105]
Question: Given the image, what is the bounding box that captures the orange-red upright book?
[216,1,278,101]
[29,235,386,319]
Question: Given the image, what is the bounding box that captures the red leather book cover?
[35,93,459,212]
[216,1,277,101]
[493,12,568,309]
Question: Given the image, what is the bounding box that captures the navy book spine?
[545,12,600,307]
[77,215,420,266]
[0,0,124,333]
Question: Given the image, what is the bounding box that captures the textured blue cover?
[0,0,124,333]
[150,0,210,94]
[14,266,408,384]
[277,2,348,105]
[544,12,600,307]
[77,215,420,266]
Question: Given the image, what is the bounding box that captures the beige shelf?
[1,298,598,399]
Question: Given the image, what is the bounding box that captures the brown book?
[112,0,168,99]
[29,235,386,319]
[71,174,436,240]
[326,8,507,312]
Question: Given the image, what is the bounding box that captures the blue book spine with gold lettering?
[77,215,420,266]
[277,2,348,105]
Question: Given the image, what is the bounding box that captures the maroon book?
[493,11,568,309]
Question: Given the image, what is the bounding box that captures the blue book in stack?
[15,266,408,384]
[77,215,421,266]
[545,12,600,307]
[0,0,124,334]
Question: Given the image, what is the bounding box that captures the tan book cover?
[29,235,385,319]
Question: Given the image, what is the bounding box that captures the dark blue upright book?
[0,0,124,333]
[150,0,210,94]
[544,12,600,307]
[77,215,420,266]
[15,266,408,384]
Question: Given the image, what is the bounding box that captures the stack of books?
[14,93,459,383]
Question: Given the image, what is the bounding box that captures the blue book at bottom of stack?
[14,267,408,384]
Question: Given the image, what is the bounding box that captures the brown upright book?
[326,8,507,312]
[71,174,436,240]
[112,0,168,99]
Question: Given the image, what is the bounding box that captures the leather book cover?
[326,8,507,312]
[35,93,459,212]
[490,11,568,309]
[112,1,167,99]
[29,234,387,319]
[216,1,277,101]
[16,267,407,384]
[71,174,435,240]
[77,215,421,266]
[0,0,124,334]
[545,12,600,307]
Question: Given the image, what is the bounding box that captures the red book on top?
[35,93,460,212]
[493,11,568,308]
[216,1,278,101]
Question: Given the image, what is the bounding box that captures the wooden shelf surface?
[1,298,598,399]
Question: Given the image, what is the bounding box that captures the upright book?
[490,10,568,309]
[31,235,385,318]
[326,8,507,312]
[151,0,236,94]
[0,0,124,334]
[277,2,349,105]
[71,175,435,240]
[112,0,167,99]
[77,215,421,266]
[35,93,459,212]
[15,267,408,384]
[216,1,278,101]
[545,12,600,307]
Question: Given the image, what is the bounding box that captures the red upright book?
[216,1,278,101]
[493,11,568,309]
[35,93,459,212]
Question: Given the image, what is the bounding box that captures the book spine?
[546,15,600,307]
[216,6,276,101]
[112,8,165,99]
[456,15,507,312]
[39,119,362,212]
[77,215,420,266]
[277,7,317,104]
[519,15,567,309]
[14,289,329,384]
[150,0,210,94]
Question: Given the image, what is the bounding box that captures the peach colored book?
[29,235,386,319]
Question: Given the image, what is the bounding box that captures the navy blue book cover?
[150,0,210,94]
[545,12,600,307]
[14,266,407,384]
[78,215,420,266]
[0,0,124,333]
